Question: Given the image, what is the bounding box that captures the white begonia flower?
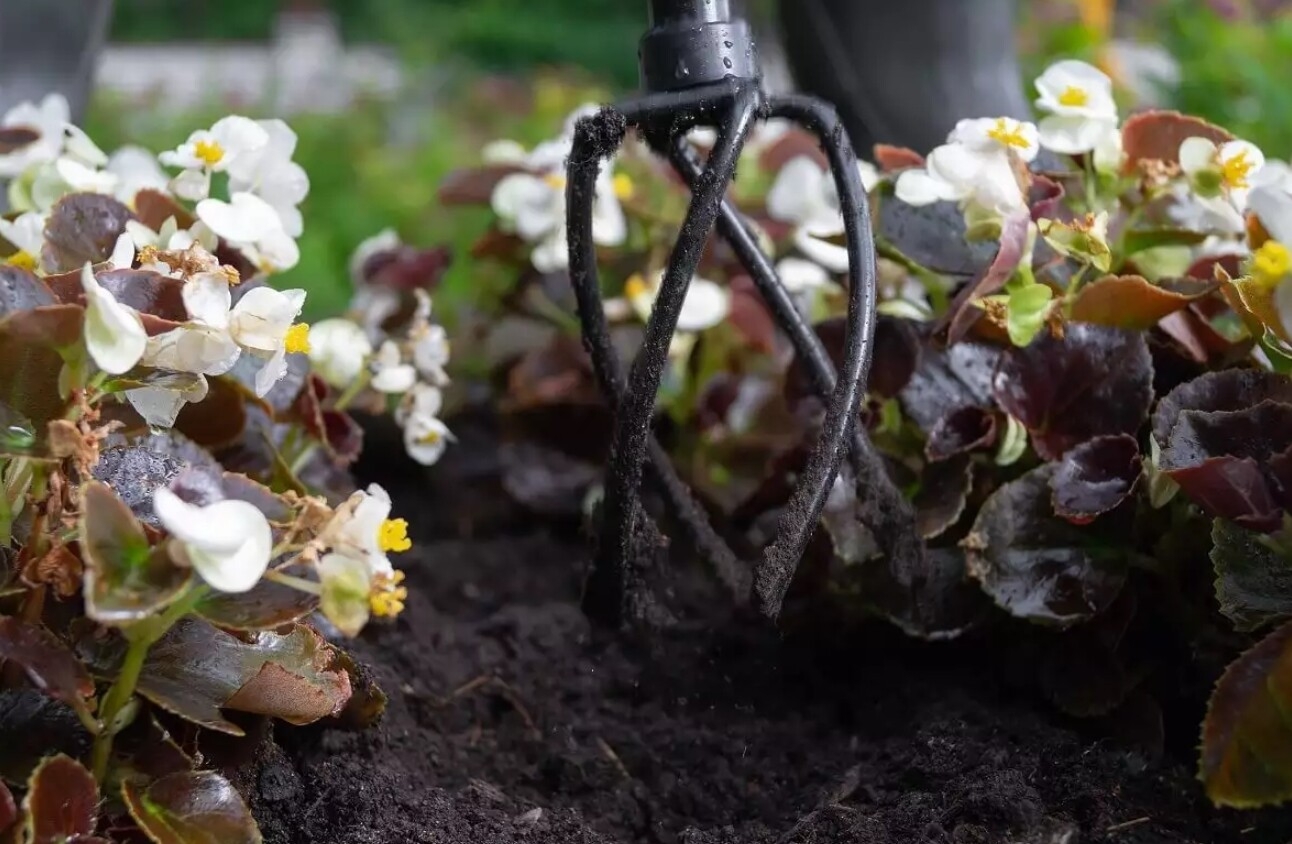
[775,257,831,294]
[307,318,373,389]
[196,191,300,273]
[108,233,135,270]
[106,145,170,205]
[481,139,529,165]
[227,286,310,396]
[687,118,793,155]
[624,271,731,333]
[79,263,146,375]
[399,382,453,466]
[141,270,242,378]
[371,340,417,394]
[160,115,269,173]
[767,156,879,274]
[226,119,309,238]
[408,289,449,384]
[326,483,410,578]
[1033,60,1119,155]
[491,167,627,273]
[153,486,272,594]
[896,117,1038,215]
[0,211,46,270]
[349,228,401,285]
[0,94,69,177]
[1179,136,1265,211]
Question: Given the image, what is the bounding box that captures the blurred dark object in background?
[0,0,115,121]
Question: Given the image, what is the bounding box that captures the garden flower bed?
[5,53,1292,844]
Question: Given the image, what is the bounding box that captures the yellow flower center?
[987,118,1031,151]
[1251,240,1291,289]
[613,173,635,200]
[284,323,311,354]
[369,570,408,618]
[1222,150,1256,190]
[378,518,412,553]
[1058,86,1089,108]
[194,139,225,167]
[417,428,442,446]
[624,273,650,301]
[544,172,567,190]
[5,250,37,272]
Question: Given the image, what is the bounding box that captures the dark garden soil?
[246,413,1292,844]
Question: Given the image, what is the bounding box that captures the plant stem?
[265,569,323,596]
[333,369,372,412]
[89,582,206,783]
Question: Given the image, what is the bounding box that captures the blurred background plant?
[84,0,1292,321]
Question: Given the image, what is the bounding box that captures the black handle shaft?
[648,0,731,25]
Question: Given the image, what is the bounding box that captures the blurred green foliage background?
[91,0,1292,320]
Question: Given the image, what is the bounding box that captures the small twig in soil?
[1105,817,1151,834]
[434,674,542,740]
[596,737,631,781]
[777,765,862,844]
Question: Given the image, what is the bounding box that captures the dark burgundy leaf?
[758,128,828,172]
[0,126,39,155]
[914,455,974,540]
[438,165,526,206]
[1158,401,1292,531]
[942,210,1032,345]
[1070,274,1216,331]
[123,771,261,844]
[290,375,363,466]
[858,547,991,641]
[1200,618,1292,807]
[1152,369,1292,448]
[0,265,55,315]
[786,316,921,411]
[48,268,187,321]
[1211,518,1292,633]
[174,376,250,449]
[925,406,997,462]
[0,691,91,785]
[1051,434,1142,525]
[1121,110,1233,173]
[899,339,1000,433]
[361,244,452,292]
[41,193,135,273]
[873,144,924,172]
[0,617,94,721]
[1185,252,1242,281]
[878,193,997,277]
[22,755,97,844]
[992,323,1153,460]
[728,275,777,355]
[1029,174,1066,221]
[0,780,14,836]
[964,465,1127,627]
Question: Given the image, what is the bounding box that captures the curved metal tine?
[751,94,892,620]
[659,133,869,479]
[565,94,755,627]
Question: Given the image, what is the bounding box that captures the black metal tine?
[749,94,896,620]
[566,94,756,627]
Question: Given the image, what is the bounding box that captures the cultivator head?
[564,0,893,628]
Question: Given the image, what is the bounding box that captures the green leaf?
[22,754,98,844]
[0,617,95,727]
[80,481,192,625]
[1200,619,1292,807]
[1004,282,1054,347]
[1120,227,1210,256]
[78,618,353,735]
[123,771,262,844]
[1211,519,1292,633]
[963,465,1126,628]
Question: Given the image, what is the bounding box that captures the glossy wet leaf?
[898,339,1000,433]
[992,323,1153,460]
[964,465,1126,627]
[41,193,135,273]
[78,618,352,735]
[1158,402,1292,532]
[1152,369,1292,448]
[1051,434,1142,525]
[174,377,249,449]
[1121,110,1232,172]
[924,406,997,463]
[0,265,55,315]
[195,569,319,632]
[92,445,189,527]
[1120,228,1210,256]
[1211,519,1292,633]
[48,268,187,322]
[859,547,990,641]
[80,480,191,624]
[914,455,974,540]
[1200,618,1292,807]
[22,754,97,844]
[0,617,94,726]
[123,771,262,844]
[944,210,1031,345]
[0,691,91,785]
[0,306,80,434]
[878,193,997,277]
[1071,275,1216,331]
[788,317,920,412]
